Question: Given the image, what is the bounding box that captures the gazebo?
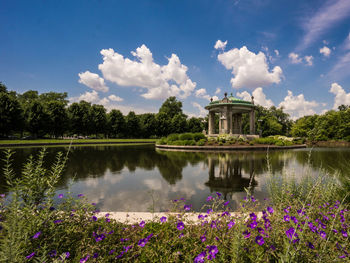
[205,92,256,136]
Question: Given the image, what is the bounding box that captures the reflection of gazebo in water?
[205,92,256,136]
[205,154,257,199]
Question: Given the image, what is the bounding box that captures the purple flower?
[0,194,5,198]
[32,231,41,239]
[250,213,257,221]
[291,216,298,224]
[206,208,213,214]
[200,234,206,242]
[341,230,348,238]
[106,218,111,223]
[223,200,230,206]
[95,234,106,242]
[138,238,147,247]
[206,245,218,260]
[92,216,97,221]
[320,231,327,239]
[206,196,214,202]
[284,215,290,222]
[160,216,167,223]
[139,220,145,228]
[267,206,274,214]
[221,211,230,217]
[216,192,222,198]
[177,221,185,231]
[109,249,115,255]
[179,233,184,238]
[285,227,296,239]
[307,242,315,249]
[80,255,90,263]
[146,233,153,241]
[26,252,35,259]
[184,205,192,211]
[251,196,256,202]
[77,194,84,197]
[249,221,257,229]
[93,253,98,258]
[270,245,276,251]
[64,252,70,259]
[58,194,64,199]
[228,220,235,229]
[54,220,63,224]
[243,230,251,239]
[194,251,206,263]
[49,250,57,257]
[255,235,265,246]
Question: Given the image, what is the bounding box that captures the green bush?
[193,133,206,142]
[167,134,179,142]
[157,137,167,145]
[179,133,194,141]
[184,140,196,146]
[196,139,206,146]
[275,140,284,146]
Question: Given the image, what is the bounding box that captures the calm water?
[1,144,349,212]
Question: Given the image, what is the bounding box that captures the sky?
[1,0,350,120]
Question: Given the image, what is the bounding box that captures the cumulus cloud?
[320,46,331,57]
[78,71,109,92]
[217,45,283,89]
[214,40,227,50]
[215,87,221,94]
[299,0,350,50]
[288,52,303,64]
[71,90,101,104]
[192,102,207,117]
[274,50,279,56]
[97,45,196,100]
[108,94,123,102]
[329,82,350,109]
[304,55,314,66]
[195,88,218,101]
[236,87,274,108]
[278,91,319,120]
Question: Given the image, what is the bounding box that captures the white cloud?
[78,71,109,92]
[329,82,350,109]
[236,87,274,108]
[278,91,319,120]
[320,46,331,57]
[97,45,196,100]
[215,87,221,94]
[304,55,314,66]
[108,94,123,102]
[192,102,207,117]
[195,88,218,101]
[217,45,283,89]
[288,52,302,64]
[299,0,350,50]
[274,49,279,56]
[214,40,227,50]
[71,90,101,104]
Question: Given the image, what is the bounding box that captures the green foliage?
[187,117,203,133]
[107,109,125,138]
[125,111,140,138]
[179,133,194,141]
[158,96,183,119]
[193,132,206,141]
[196,139,206,146]
[0,92,24,137]
[167,134,179,142]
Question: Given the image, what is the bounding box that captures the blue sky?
[1,0,350,119]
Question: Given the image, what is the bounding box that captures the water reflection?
[0,145,349,211]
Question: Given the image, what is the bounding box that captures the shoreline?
[0,140,155,147]
[155,144,307,151]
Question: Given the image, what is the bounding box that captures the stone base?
[207,134,260,141]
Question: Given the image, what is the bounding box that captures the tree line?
[0,83,203,138]
[1,82,349,140]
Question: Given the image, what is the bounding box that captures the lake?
[1,144,349,212]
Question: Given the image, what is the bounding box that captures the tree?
[187,117,203,133]
[158,96,183,119]
[68,101,91,136]
[108,109,125,138]
[125,111,140,138]
[156,112,171,137]
[27,101,49,138]
[0,92,24,137]
[139,113,157,138]
[39,92,68,105]
[46,101,68,138]
[170,114,187,134]
[0,82,7,93]
[90,104,107,137]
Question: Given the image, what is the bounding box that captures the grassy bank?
[0,149,348,262]
[0,138,156,146]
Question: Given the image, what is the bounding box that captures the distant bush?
[184,140,196,146]
[193,133,206,142]
[196,139,206,146]
[167,134,179,142]
[179,133,194,141]
[157,137,167,145]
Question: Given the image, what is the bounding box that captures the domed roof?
[205,92,254,110]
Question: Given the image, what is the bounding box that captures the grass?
[0,149,348,262]
[0,138,156,145]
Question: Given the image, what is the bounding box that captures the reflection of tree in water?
[293,149,350,177]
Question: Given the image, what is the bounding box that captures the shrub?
[167,134,179,142]
[157,137,167,145]
[275,140,284,146]
[184,140,196,146]
[193,133,206,142]
[196,139,206,146]
[179,133,194,141]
